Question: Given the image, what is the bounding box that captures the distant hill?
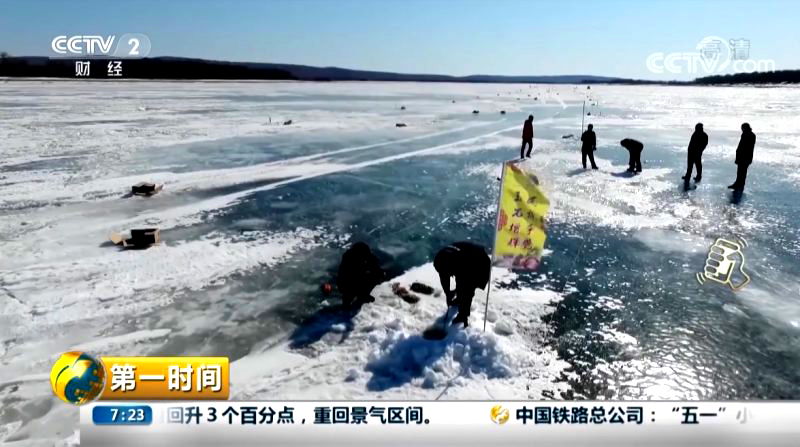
[0,55,643,84]
[235,59,630,84]
[695,70,800,85]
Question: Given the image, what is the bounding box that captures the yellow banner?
[493,161,549,270]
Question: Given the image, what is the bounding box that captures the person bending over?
[620,138,644,173]
[433,241,491,327]
[337,242,385,307]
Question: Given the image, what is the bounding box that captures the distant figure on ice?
[337,242,385,307]
[619,138,644,173]
[520,115,534,159]
[580,124,598,169]
[682,123,708,183]
[729,123,756,192]
[433,241,491,328]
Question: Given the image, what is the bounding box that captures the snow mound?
[365,326,513,391]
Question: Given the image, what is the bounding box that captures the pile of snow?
[233,263,570,400]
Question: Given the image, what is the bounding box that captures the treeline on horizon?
[0,55,798,85]
[694,70,800,84]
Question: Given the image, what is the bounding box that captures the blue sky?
[1,0,798,80]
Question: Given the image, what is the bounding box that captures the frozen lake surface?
[1,80,799,445]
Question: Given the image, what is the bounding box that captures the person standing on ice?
[729,123,756,192]
[619,138,644,173]
[337,242,385,307]
[580,124,598,169]
[433,242,491,328]
[682,123,708,183]
[520,115,534,159]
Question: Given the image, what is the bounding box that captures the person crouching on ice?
[619,138,644,173]
[337,242,385,307]
[433,241,491,328]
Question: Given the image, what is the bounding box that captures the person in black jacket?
[520,115,534,159]
[729,123,756,192]
[433,241,491,327]
[620,138,644,173]
[337,242,385,307]
[581,124,598,169]
[682,123,709,183]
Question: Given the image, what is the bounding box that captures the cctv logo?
[52,36,116,56]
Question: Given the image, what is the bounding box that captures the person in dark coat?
[619,138,644,173]
[729,123,756,192]
[337,242,385,307]
[581,124,598,169]
[520,115,534,159]
[433,241,491,327]
[682,123,708,183]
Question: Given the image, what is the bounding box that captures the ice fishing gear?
[409,282,434,295]
[422,306,452,341]
[392,283,420,304]
[109,228,160,249]
[131,182,163,196]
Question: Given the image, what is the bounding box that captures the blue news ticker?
[92,405,153,425]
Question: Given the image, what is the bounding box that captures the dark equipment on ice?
[410,282,434,295]
[283,119,293,125]
[391,283,420,304]
[337,242,385,307]
[472,110,479,114]
[395,123,407,127]
[433,241,491,328]
[131,182,163,196]
[109,228,161,249]
[500,110,506,115]
[400,106,406,110]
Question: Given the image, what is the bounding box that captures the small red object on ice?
[321,283,333,295]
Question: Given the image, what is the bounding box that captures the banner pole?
[581,100,585,135]
[484,160,510,332]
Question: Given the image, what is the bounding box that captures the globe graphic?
[490,405,510,425]
[50,351,105,405]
